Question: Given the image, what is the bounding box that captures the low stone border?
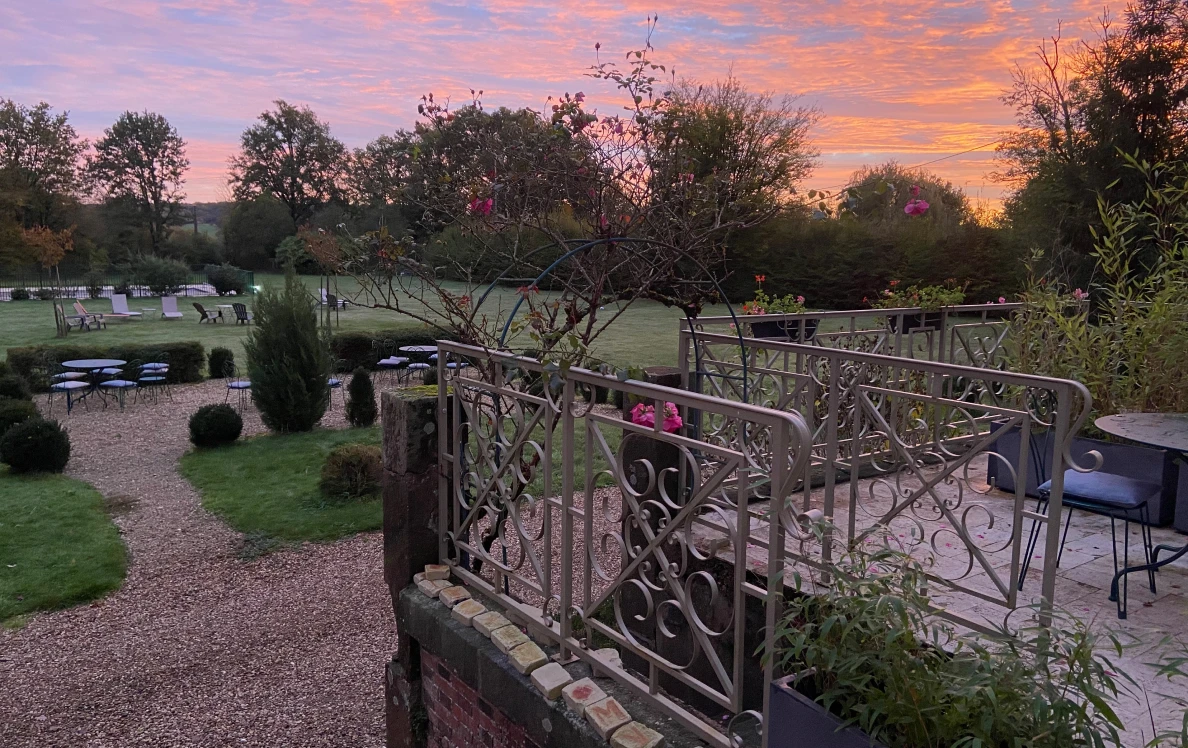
[409,568,694,748]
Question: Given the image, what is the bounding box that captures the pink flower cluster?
[904,184,929,216]
[1072,288,1088,300]
[468,197,493,215]
[631,402,683,433]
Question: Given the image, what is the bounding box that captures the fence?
[0,268,255,301]
[688,302,1023,370]
[433,331,1091,746]
[679,329,1094,632]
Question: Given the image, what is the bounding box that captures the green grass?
[179,426,383,546]
[0,273,722,369]
[0,470,128,622]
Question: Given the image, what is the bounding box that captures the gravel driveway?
[0,380,395,747]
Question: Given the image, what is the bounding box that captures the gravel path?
[0,380,395,747]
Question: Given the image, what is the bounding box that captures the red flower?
[754,274,766,283]
[889,280,899,287]
[468,197,493,216]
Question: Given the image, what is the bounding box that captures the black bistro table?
[1096,413,1188,616]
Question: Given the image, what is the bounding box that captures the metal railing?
[679,329,1095,635]
[688,303,1023,370]
[436,342,813,746]
[0,268,255,301]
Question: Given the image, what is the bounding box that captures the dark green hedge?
[329,327,452,372]
[7,341,206,389]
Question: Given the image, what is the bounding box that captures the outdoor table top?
[399,345,438,353]
[1095,413,1188,455]
[62,358,127,370]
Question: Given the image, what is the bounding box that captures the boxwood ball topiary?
[0,399,38,439]
[0,374,32,401]
[346,367,378,427]
[0,418,71,473]
[189,404,244,448]
[319,443,382,501]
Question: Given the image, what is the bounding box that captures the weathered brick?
[561,677,606,716]
[424,563,450,581]
[490,624,530,654]
[451,598,487,625]
[529,661,573,699]
[472,611,512,637]
[592,647,622,675]
[508,641,549,675]
[437,585,472,608]
[417,578,451,598]
[610,722,664,748]
[585,696,631,739]
[413,572,426,585]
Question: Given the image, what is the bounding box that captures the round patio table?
[399,345,437,353]
[1097,413,1188,616]
[62,358,127,370]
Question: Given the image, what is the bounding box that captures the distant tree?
[349,131,416,205]
[651,78,820,237]
[997,1,1188,269]
[87,111,189,255]
[223,195,295,269]
[229,100,347,224]
[0,99,86,232]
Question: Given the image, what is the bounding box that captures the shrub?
[133,256,190,296]
[205,263,246,296]
[7,342,205,390]
[84,269,106,299]
[208,347,234,379]
[10,288,30,301]
[188,404,243,448]
[423,366,439,387]
[34,288,55,301]
[245,273,330,432]
[112,279,133,297]
[319,443,382,501]
[0,399,38,438]
[0,418,71,473]
[0,359,9,377]
[346,367,378,427]
[328,328,447,372]
[0,374,32,401]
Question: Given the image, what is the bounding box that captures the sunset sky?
[1,0,1107,207]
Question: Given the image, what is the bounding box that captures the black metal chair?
[1019,469,1159,618]
[224,360,251,409]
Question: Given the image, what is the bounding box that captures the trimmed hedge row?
[7,341,205,389]
[329,328,452,372]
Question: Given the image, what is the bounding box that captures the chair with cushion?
[224,361,251,409]
[404,362,431,384]
[135,362,171,403]
[1019,469,1159,618]
[99,376,138,410]
[73,301,107,329]
[161,296,184,320]
[48,379,89,416]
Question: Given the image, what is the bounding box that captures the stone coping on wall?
[398,583,710,748]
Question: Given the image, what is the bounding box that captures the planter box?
[985,422,1180,527]
[768,676,885,748]
[887,311,942,332]
[751,318,819,342]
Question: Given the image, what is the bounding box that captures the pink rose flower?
[630,402,683,433]
[904,199,929,216]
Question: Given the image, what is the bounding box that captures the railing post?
[382,386,448,748]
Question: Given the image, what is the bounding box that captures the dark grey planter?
[768,675,885,748]
[985,421,1180,527]
[751,318,819,342]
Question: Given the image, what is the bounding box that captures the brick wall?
[421,651,537,748]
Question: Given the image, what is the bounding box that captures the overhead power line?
[810,137,1003,193]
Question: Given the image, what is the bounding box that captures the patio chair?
[321,289,348,308]
[73,301,107,330]
[223,360,251,409]
[48,379,89,416]
[404,362,431,384]
[194,302,223,323]
[110,294,143,318]
[231,302,253,325]
[59,304,90,332]
[135,362,171,403]
[1018,469,1159,619]
[161,296,184,320]
[99,376,138,410]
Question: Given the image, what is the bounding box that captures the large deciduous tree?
[0,99,86,231]
[229,100,347,225]
[997,0,1188,270]
[87,111,189,255]
[348,131,416,206]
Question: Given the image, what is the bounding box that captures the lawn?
[0,273,726,369]
[179,426,383,546]
[0,470,127,622]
